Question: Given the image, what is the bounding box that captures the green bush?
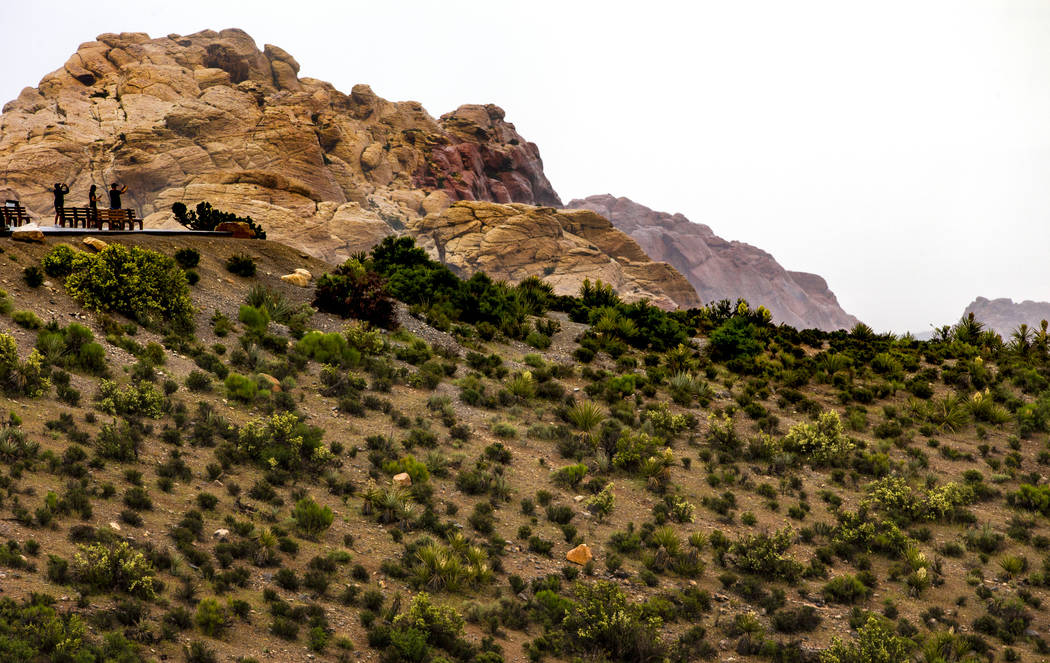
[194,598,230,637]
[238,305,269,332]
[225,254,256,277]
[292,497,334,539]
[59,244,194,331]
[294,331,360,366]
[823,574,873,604]
[172,201,266,238]
[0,334,49,397]
[174,247,201,269]
[224,373,258,403]
[72,540,156,598]
[35,323,106,374]
[313,258,397,329]
[22,265,44,288]
[236,412,332,473]
[12,310,43,329]
[96,380,164,418]
[782,410,855,466]
[41,244,77,276]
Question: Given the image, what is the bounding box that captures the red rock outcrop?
[569,195,859,330]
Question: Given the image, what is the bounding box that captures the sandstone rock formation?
[962,297,1050,337]
[409,201,701,310]
[0,28,558,266]
[569,195,859,330]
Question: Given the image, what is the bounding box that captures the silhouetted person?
[52,183,69,225]
[88,185,99,228]
[109,183,127,210]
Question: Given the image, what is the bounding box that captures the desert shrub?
[313,258,397,329]
[726,529,803,581]
[225,254,256,277]
[174,247,201,269]
[823,574,874,604]
[96,380,164,418]
[41,244,77,276]
[295,331,360,366]
[72,540,156,598]
[552,463,588,488]
[405,538,493,592]
[293,497,334,539]
[172,201,266,238]
[35,323,106,374]
[195,597,230,637]
[236,412,332,473]
[59,244,193,331]
[238,305,269,332]
[224,373,258,403]
[22,265,44,287]
[11,310,44,329]
[558,581,667,662]
[821,615,913,663]
[0,335,49,397]
[186,371,212,392]
[782,410,855,466]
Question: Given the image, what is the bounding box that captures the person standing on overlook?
[88,184,99,227]
[109,182,128,209]
[51,182,69,224]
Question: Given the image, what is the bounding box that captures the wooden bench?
[59,207,141,230]
[0,200,30,228]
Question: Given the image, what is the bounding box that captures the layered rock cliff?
[568,195,859,330]
[0,29,559,255]
[0,29,708,307]
[962,297,1050,337]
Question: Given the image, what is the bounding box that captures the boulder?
[82,237,108,251]
[215,221,255,238]
[11,226,44,243]
[421,190,452,216]
[280,272,310,287]
[108,521,122,531]
[213,528,230,540]
[392,472,412,488]
[360,143,386,170]
[566,544,593,565]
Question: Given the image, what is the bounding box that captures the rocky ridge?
[409,201,701,309]
[0,29,559,259]
[962,296,1050,337]
[569,194,859,330]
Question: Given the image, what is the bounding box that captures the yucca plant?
[567,401,604,432]
[506,372,537,399]
[998,554,1028,579]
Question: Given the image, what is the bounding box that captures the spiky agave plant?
[567,400,605,432]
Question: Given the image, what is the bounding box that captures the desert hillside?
[0,229,1046,663]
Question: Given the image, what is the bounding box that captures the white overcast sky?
[2,0,1049,333]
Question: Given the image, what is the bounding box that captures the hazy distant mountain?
[963,297,1050,337]
[568,195,859,330]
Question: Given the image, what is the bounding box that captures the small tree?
[172,201,266,238]
[293,497,334,539]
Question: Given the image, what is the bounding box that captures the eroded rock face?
[963,297,1050,337]
[408,201,701,310]
[0,29,559,264]
[569,195,859,330]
